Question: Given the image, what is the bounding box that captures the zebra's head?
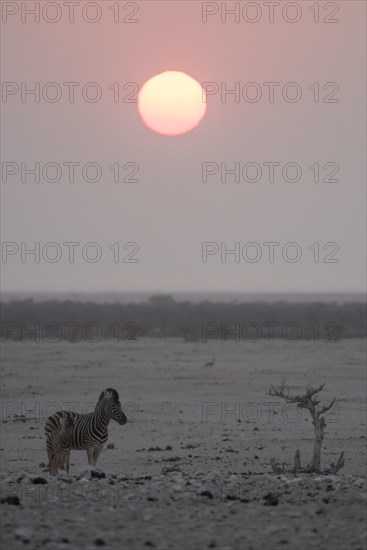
[100,388,127,425]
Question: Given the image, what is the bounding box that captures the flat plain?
[1,338,366,550]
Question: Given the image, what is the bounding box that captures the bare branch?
[324,452,345,475]
[319,398,336,415]
[305,383,325,398]
[267,381,328,411]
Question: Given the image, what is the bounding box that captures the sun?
[138,71,207,136]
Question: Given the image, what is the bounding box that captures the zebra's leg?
[46,432,53,472]
[59,452,66,471]
[56,453,63,475]
[65,451,70,475]
[46,449,52,472]
[93,445,103,466]
[87,447,94,465]
[50,455,57,476]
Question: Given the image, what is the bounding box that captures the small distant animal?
[45,388,127,476]
[204,358,215,367]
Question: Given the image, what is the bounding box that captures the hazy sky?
[1,1,366,294]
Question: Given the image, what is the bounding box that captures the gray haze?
[1,1,366,294]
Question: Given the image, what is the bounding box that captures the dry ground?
[1,338,366,549]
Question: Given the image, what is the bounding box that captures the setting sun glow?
[138,71,207,136]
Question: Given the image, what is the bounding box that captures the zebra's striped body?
[45,388,127,475]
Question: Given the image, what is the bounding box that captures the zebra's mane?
[99,388,120,402]
[55,410,74,427]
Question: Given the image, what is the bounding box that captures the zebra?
[48,412,74,475]
[45,388,127,475]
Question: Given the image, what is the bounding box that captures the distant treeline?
[1,295,365,342]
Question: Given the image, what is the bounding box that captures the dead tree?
[267,379,344,474]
